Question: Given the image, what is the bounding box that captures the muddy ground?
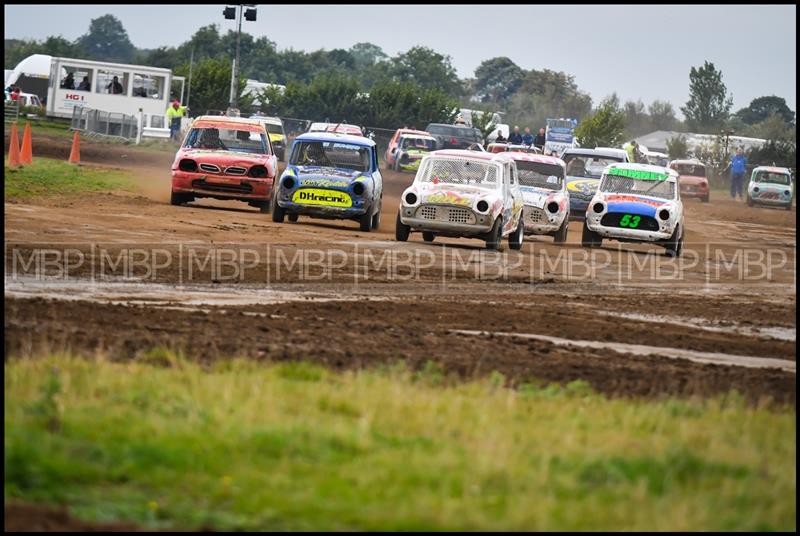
[4,132,797,405]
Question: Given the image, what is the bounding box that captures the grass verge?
[4,157,135,199]
[4,353,796,531]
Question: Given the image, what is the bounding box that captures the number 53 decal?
[620,214,641,228]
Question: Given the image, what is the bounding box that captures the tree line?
[5,13,796,159]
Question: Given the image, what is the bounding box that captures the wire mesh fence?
[70,106,139,141]
[4,100,20,123]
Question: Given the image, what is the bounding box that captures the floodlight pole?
[230,5,243,109]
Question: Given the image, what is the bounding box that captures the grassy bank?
[4,158,135,198]
[4,353,796,531]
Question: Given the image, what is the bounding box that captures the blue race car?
[272,132,383,231]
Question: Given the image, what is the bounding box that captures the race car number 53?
[620,214,641,228]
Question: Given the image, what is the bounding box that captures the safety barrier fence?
[4,100,19,123]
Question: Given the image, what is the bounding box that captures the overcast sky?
[5,4,796,117]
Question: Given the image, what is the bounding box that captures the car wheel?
[746,195,754,207]
[701,194,710,203]
[371,203,382,230]
[359,206,373,232]
[422,231,435,243]
[288,212,299,222]
[664,225,682,258]
[271,196,286,223]
[395,211,410,242]
[259,200,271,213]
[581,220,601,248]
[170,191,186,206]
[485,217,503,251]
[508,217,523,250]
[785,203,793,211]
[554,217,569,244]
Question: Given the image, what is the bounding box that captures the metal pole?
[186,48,194,109]
[230,4,242,109]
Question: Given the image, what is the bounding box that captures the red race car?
[385,128,432,168]
[170,115,279,212]
[669,159,710,203]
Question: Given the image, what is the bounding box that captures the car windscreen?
[265,123,284,136]
[515,161,564,190]
[426,125,481,141]
[600,175,675,200]
[753,171,791,185]
[291,141,371,172]
[184,127,268,154]
[563,154,624,178]
[399,137,435,151]
[418,158,498,189]
[672,163,706,177]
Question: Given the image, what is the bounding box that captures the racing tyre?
[371,200,382,230]
[258,200,271,213]
[288,213,299,223]
[422,231,435,243]
[508,218,524,250]
[359,206,373,232]
[272,199,286,223]
[581,221,601,248]
[701,193,710,203]
[395,212,410,242]
[485,217,503,251]
[785,202,792,211]
[664,226,683,258]
[553,217,569,244]
[170,191,191,206]
[746,195,754,207]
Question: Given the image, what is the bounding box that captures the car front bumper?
[522,205,566,234]
[276,187,370,218]
[399,204,494,236]
[171,171,273,201]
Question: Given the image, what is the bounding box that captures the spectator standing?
[522,127,534,146]
[729,147,748,200]
[508,126,523,144]
[495,129,507,143]
[106,75,124,95]
[533,127,546,150]
[166,100,188,141]
[61,73,75,89]
[9,86,21,101]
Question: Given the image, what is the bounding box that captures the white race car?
[747,166,793,210]
[395,150,525,250]
[506,152,570,243]
[582,163,684,257]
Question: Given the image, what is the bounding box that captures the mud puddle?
[451,329,796,373]
[4,276,390,310]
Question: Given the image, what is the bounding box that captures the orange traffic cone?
[6,122,21,169]
[20,122,33,165]
[68,131,81,164]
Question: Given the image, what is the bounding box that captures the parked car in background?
[669,159,709,202]
[561,147,629,220]
[271,132,383,231]
[251,115,287,161]
[506,152,570,243]
[646,150,670,167]
[747,166,794,210]
[170,115,277,212]
[396,150,524,250]
[582,163,684,257]
[391,133,437,172]
[384,128,431,169]
[425,123,484,150]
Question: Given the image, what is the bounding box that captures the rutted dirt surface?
[4,131,798,405]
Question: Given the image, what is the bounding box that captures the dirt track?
[4,133,797,404]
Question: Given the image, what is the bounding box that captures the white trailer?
[44,56,184,127]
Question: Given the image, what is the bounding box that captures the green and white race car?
[391,134,437,172]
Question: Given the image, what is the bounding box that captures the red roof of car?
[192,117,266,132]
[505,152,565,167]
[431,149,513,163]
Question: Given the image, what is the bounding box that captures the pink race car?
[170,115,279,212]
